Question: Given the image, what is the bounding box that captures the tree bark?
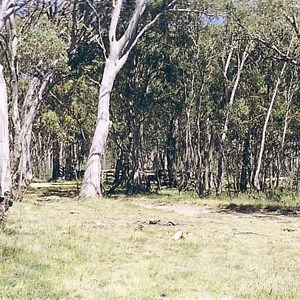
[216,44,250,195]
[253,61,287,191]
[0,64,12,208]
[12,71,53,194]
[240,135,250,193]
[79,59,119,197]
[166,126,177,188]
[79,0,153,198]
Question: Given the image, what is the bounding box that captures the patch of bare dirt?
[135,201,216,217]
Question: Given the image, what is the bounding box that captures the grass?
[0,183,299,299]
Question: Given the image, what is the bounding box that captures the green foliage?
[41,110,65,139]
[18,17,68,75]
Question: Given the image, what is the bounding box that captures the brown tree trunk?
[166,120,177,188]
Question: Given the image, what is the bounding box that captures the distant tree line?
[1,0,300,217]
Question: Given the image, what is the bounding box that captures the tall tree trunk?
[0,64,12,215]
[166,120,177,188]
[253,61,288,191]
[204,119,213,193]
[80,60,117,197]
[276,72,294,187]
[79,0,170,197]
[12,72,53,194]
[216,45,250,195]
[52,139,60,181]
[127,120,144,193]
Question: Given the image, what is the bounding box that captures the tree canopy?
[1,0,300,210]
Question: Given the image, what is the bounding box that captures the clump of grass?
[0,183,299,299]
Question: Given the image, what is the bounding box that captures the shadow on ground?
[28,183,80,199]
[219,203,299,216]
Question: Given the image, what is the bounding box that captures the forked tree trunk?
[79,0,174,198]
[0,65,12,208]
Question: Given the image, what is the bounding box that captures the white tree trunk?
[216,44,251,195]
[253,61,287,191]
[79,0,178,198]
[80,0,150,198]
[0,64,12,197]
[13,72,53,192]
[79,60,117,197]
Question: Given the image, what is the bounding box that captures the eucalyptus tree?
[79,0,179,198]
[3,0,98,198]
[0,0,31,214]
[245,0,299,191]
[0,2,12,210]
[214,31,254,194]
[12,15,68,197]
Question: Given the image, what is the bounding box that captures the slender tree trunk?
[276,73,294,187]
[204,119,213,193]
[216,45,250,195]
[253,61,288,191]
[52,139,60,181]
[166,120,177,188]
[0,64,12,215]
[10,70,53,200]
[127,121,144,193]
[240,135,250,193]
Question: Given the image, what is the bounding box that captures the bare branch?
[0,0,31,32]
[286,14,300,39]
[86,0,108,59]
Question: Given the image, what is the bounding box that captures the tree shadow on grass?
[27,184,80,201]
[219,203,299,216]
[40,187,79,198]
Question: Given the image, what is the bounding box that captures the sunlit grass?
[0,184,299,299]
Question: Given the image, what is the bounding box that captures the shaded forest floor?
[0,182,300,299]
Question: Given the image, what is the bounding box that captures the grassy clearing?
[0,184,299,299]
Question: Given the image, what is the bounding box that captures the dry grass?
[0,184,299,299]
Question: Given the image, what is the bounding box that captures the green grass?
[0,184,299,299]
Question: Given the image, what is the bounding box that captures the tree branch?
[109,0,122,52]
[118,0,148,52]
[120,0,178,62]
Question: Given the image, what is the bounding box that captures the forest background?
[1,0,300,213]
